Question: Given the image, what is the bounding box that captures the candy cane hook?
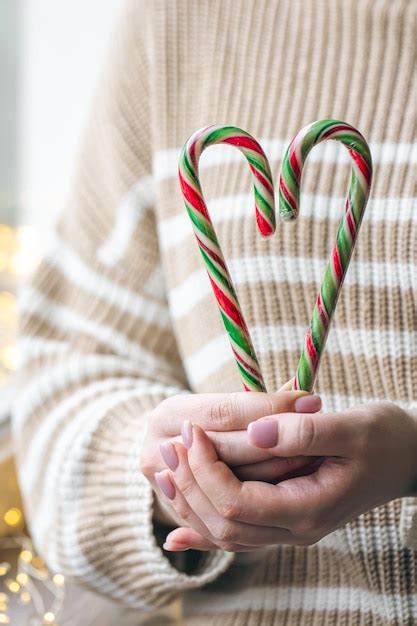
[279,119,373,392]
[179,125,276,392]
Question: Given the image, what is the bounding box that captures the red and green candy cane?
[179,119,372,394]
[178,125,276,392]
[279,119,373,391]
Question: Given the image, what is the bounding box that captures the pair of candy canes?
[179,119,372,393]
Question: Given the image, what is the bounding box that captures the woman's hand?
[159,402,417,552]
[140,391,321,527]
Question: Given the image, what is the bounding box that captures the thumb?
[247,406,355,458]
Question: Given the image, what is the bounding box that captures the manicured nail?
[160,441,179,471]
[163,541,189,552]
[247,419,278,448]
[155,471,175,500]
[294,394,322,413]
[181,420,193,449]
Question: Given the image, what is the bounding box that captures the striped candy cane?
[279,119,373,392]
[179,125,276,392]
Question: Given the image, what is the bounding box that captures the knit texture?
[13,0,417,623]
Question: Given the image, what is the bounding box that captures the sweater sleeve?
[13,0,233,610]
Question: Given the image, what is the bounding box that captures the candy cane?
[179,125,276,392]
[279,119,373,392]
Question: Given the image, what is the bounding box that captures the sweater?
[13,0,417,624]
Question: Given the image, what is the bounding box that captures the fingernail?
[181,420,193,449]
[160,441,179,471]
[155,471,176,500]
[247,419,278,448]
[294,394,322,413]
[163,541,189,552]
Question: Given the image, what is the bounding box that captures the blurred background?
[0,3,177,624]
[1,0,122,426]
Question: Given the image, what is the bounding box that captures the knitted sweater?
[14,0,417,624]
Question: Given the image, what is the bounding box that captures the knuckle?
[298,415,317,453]
[212,521,236,544]
[219,498,241,521]
[209,393,240,428]
[174,501,193,523]
[219,542,238,553]
[178,477,195,501]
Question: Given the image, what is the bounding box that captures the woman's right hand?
[140,391,321,527]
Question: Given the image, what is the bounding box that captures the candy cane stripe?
[279,119,372,391]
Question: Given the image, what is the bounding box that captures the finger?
[188,423,332,528]
[156,390,318,436]
[166,430,274,466]
[233,455,316,482]
[163,527,218,552]
[155,469,225,547]
[172,441,293,547]
[247,411,355,457]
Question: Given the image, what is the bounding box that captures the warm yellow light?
[20,591,31,604]
[3,507,22,527]
[0,604,6,613]
[31,556,45,569]
[53,574,65,586]
[19,550,32,563]
[43,612,55,624]
[8,225,41,276]
[6,581,20,593]
[16,573,28,586]
[0,224,14,249]
[0,614,10,624]
[0,564,10,577]
[0,595,6,603]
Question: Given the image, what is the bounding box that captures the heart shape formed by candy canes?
[179,120,372,392]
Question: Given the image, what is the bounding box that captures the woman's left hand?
[159,402,417,552]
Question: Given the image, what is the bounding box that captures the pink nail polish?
[294,394,322,413]
[160,441,179,470]
[163,541,189,552]
[155,471,176,500]
[247,419,278,448]
[181,420,193,449]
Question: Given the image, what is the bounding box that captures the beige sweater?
[14,0,417,623]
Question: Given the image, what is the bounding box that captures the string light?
[3,508,22,528]
[0,535,66,625]
[1,226,63,622]
[0,564,10,577]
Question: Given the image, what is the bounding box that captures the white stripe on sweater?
[20,377,141,487]
[18,337,70,364]
[169,256,415,320]
[20,377,182,491]
[45,237,171,330]
[34,391,139,560]
[19,288,179,383]
[13,352,144,430]
[39,388,177,608]
[183,325,416,387]
[158,193,417,251]
[97,175,154,266]
[154,139,417,181]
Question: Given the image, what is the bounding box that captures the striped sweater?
[14,0,417,624]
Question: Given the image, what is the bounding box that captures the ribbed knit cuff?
[400,498,417,550]
[60,394,234,610]
[399,402,417,550]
